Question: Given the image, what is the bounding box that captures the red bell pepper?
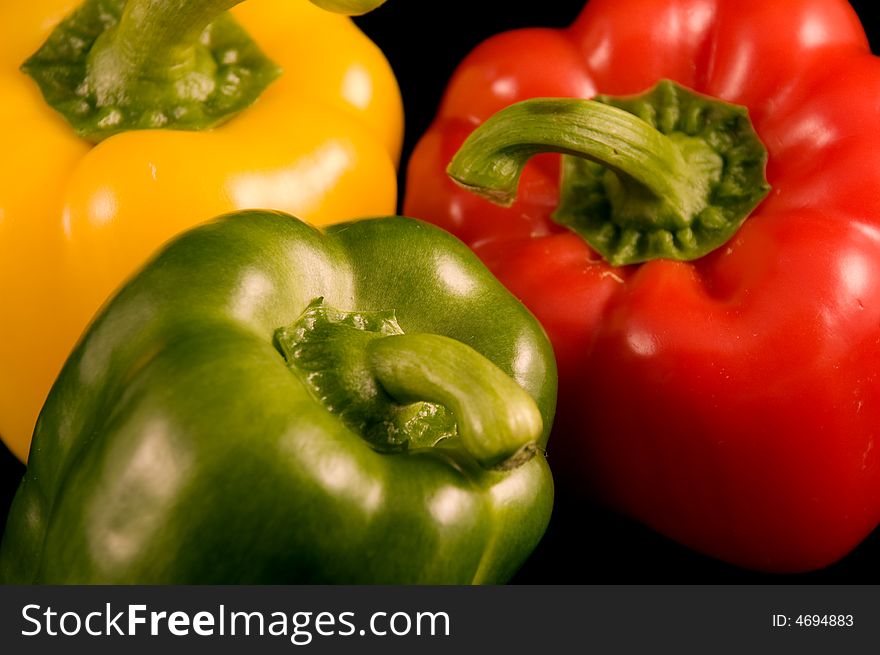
[403,0,880,572]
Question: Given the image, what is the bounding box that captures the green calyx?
[448,80,771,266]
[22,0,280,143]
[276,299,543,471]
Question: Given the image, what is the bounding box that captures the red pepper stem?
[447,82,771,266]
[368,334,542,470]
[448,97,718,230]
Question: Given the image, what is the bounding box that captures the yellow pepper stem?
[308,0,389,15]
[22,0,280,142]
[86,0,243,107]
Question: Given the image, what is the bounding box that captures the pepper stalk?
[275,299,543,471]
[22,0,388,143]
[448,80,771,266]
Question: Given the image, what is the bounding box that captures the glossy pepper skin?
[0,212,556,584]
[0,0,403,463]
[404,0,880,572]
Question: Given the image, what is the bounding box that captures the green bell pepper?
[0,211,556,584]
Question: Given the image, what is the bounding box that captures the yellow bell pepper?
[0,0,403,462]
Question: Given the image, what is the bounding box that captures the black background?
[1,0,878,584]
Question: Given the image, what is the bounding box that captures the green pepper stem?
[276,300,543,470]
[368,334,542,471]
[86,0,241,105]
[447,82,771,266]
